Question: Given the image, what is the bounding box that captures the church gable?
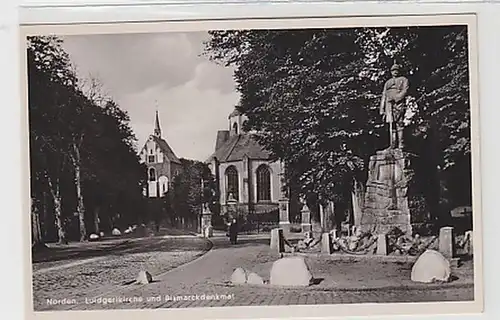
[139,137,163,164]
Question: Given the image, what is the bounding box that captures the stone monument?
[201,203,213,238]
[300,198,312,233]
[359,62,421,235]
[278,198,291,234]
[200,179,213,237]
[379,61,409,150]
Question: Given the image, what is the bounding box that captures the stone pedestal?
[270,228,285,253]
[439,226,456,259]
[321,233,333,254]
[359,148,416,235]
[279,198,291,234]
[201,205,213,238]
[376,234,389,255]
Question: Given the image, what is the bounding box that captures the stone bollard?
[270,228,285,253]
[203,226,213,238]
[376,234,389,255]
[439,226,456,260]
[321,233,333,254]
[465,230,473,256]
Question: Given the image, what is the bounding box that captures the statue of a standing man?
[380,62,410,149]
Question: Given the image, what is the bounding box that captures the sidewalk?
[48,236,474,311]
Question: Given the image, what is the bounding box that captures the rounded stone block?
[89,233,99,241]
[230,267,248,284]
[270,256,313,287]
[247,272,265,285]
[411,250,451,283]
[136,270,153,284]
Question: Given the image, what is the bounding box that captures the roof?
[215,130,230,151]
[206,133,272,163]
[150,135,181,164]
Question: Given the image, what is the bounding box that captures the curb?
[214,281,475,292]
[284,252,419,263]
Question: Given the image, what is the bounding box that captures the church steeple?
[154,102,161,138]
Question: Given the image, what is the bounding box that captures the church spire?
[154,101,161,137]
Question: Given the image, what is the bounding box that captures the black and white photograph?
[22,14,482,318]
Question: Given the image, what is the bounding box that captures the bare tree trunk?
[47,175,67,244]
[42,191,48,239]
[94,206,100,234]
[322,202,336,232]
[72,143,87,242]
[31,197,43,245]
[307,196,322,237]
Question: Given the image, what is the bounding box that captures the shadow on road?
[32,237,212,263]
[311,278,325,285]
[213,238,270,249]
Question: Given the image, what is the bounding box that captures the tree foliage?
[28,36,147,243]
[204,25,472,220]
[164,159,216,230]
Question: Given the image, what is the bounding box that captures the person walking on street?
[228,218,239,245]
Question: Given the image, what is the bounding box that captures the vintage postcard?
[20,13,483,320]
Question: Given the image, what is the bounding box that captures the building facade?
[139,110,182,198]
[206,109,291,226]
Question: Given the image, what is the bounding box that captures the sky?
[61,32,240,162]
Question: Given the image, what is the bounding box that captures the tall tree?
[28,36,148,243]
[166,159,216,230]
[28,36,78,243]
[204,25,472,228]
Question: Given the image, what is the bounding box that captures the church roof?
[215,130,230,151]
[150,135,181,164]
[207,133,272,163]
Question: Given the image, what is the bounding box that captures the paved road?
[44,235,474,311]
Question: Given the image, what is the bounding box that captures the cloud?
[61,31,239,161]
[125,81,239,161]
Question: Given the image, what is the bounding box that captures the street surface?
[33,234,475,311]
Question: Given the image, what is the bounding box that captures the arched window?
[256,165,271,201]
[233,122,238,135]
[158,176,169,195]
[148,168,156,182]
[225,165,239,201]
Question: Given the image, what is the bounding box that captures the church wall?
[140,139,179,198]
[249,160,282,203]
[216,159,282,206]
[218,160,245,204]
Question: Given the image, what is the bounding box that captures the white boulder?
[112,228,121,236]
[247,272,265,285]
[89,233,99,241]
[230,267,248,284]
[136,270,153,284]
[411,249,451,283]
[99,231,105,237]
[270,256,313,287]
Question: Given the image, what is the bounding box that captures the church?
[206,108,291,224]
[139,110,182,198]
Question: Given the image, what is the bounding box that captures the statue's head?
[390,63,402,77]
